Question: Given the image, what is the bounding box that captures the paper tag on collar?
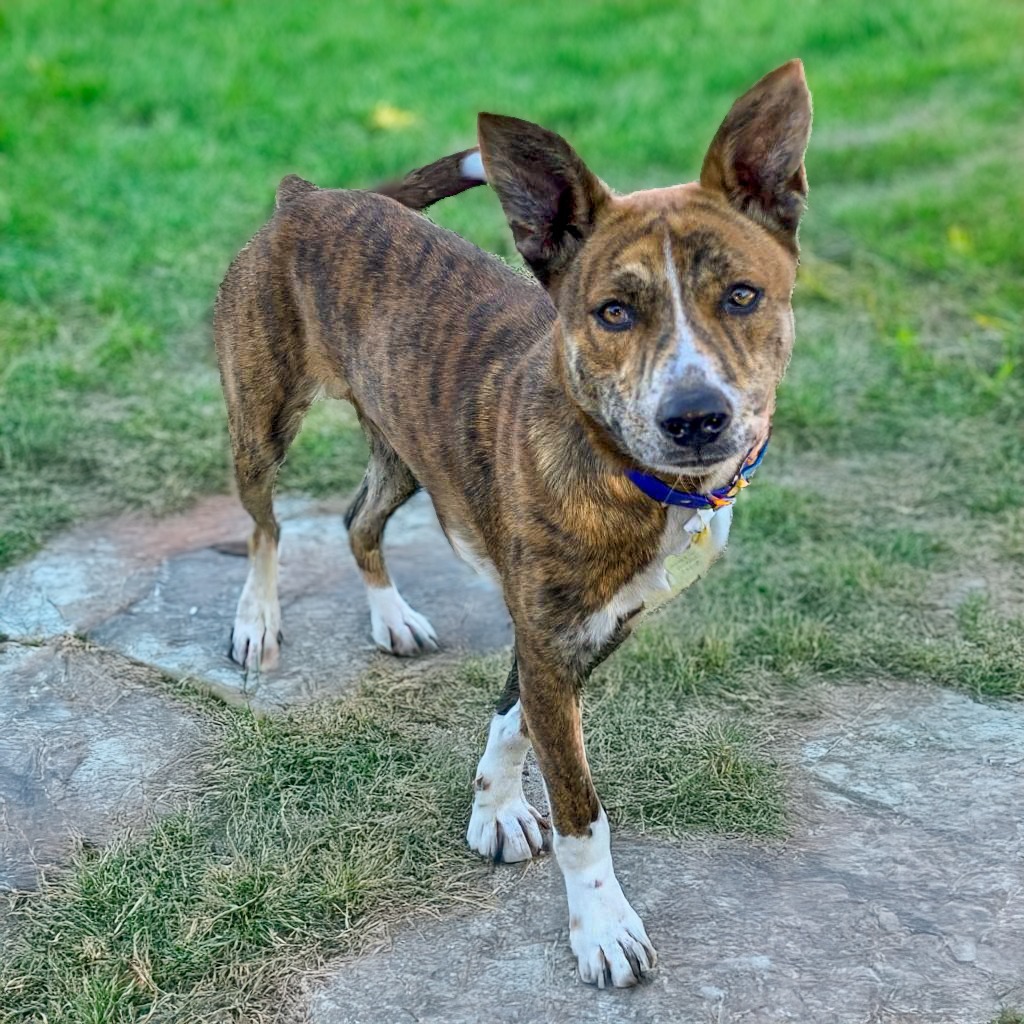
[685,507,717,535]
[644,505,733,615]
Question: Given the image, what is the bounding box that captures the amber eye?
[723,284,762,314]
[594,301,636,331]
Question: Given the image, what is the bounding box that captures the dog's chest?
[580,504,733,650]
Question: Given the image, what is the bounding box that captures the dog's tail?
[372,148,487,211]
[275,150,487,213]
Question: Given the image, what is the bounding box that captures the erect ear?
[700,60,812,249]
[477,113,610,292]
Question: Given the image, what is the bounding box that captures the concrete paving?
[0,640,208,890]
[90,491,511,709]
[0,488,512,892]
[306,684,1024,1024]
[0,494,256,641]
[2,491,512,710]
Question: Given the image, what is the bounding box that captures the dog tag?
[644,505,733,615]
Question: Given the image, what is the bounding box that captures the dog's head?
[478,60,812,487]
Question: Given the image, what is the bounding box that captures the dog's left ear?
[700,60,812,250]
[478,113,610,293]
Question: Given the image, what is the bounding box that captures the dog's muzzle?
[656,385,734,448]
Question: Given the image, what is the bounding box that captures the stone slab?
[306,684,1024,1024]
[0,491,512,711]
[88,492,512,709]
[0,495,255,640]
[0,641,208,891]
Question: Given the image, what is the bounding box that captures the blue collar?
[625,435,770,510]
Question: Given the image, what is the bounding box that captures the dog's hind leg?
[344,419,439,656]
[221,365,317,673]
[215,238,319,674]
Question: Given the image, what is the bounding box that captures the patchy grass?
[629,474,1024,703]
[0,659,780,1022]
[0,694,478,1023]
[460,654,786,839]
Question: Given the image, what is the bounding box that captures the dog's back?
[215,186,554,561]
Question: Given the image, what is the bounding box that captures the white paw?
[569,885,656,988]
[467,794,549,863]
[555,808,656,988]
[367,585,439,656]
[230,591,282,672]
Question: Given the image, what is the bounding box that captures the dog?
[214,60,812,988]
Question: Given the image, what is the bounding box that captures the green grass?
[1,0,1023,1018]
[1,0,1022,565]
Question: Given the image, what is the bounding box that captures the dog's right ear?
[478,113,610,293]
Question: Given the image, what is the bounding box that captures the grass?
[1,0,1022,566]
[0,655,782,1022]
[0,691,482,1023]
[634,476,1024,702]
[1,0,1022,1019]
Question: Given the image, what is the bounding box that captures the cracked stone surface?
[306,684,1024,1024]
[0,641,209,890]
[2,492,512,711]
[0,495,255,640]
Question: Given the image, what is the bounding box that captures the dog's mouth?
[639,429,743,469]
[618,422,764,491]
[643,448,740,486]
[658,444,739,471]
[595,402,753,489]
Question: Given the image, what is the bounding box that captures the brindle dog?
[214,61,812,988]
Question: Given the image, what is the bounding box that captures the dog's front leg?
[516,636,656,988]
[466,657,549,862]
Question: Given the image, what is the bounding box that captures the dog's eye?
[594,301,636,331]
[723,284,762,314]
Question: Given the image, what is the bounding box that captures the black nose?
[657,386,733,447]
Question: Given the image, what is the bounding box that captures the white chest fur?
[580,503,733,650]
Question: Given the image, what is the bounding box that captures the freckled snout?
[657,385,733,447]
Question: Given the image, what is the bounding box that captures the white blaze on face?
[663,233,705,378]
[658,232,737,405]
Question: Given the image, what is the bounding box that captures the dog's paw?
[230,601,282,672]
[368,586,439,656]
[569,887,656,988]
[467,795,549,863]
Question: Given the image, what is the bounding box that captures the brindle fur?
[215,63,811,854]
